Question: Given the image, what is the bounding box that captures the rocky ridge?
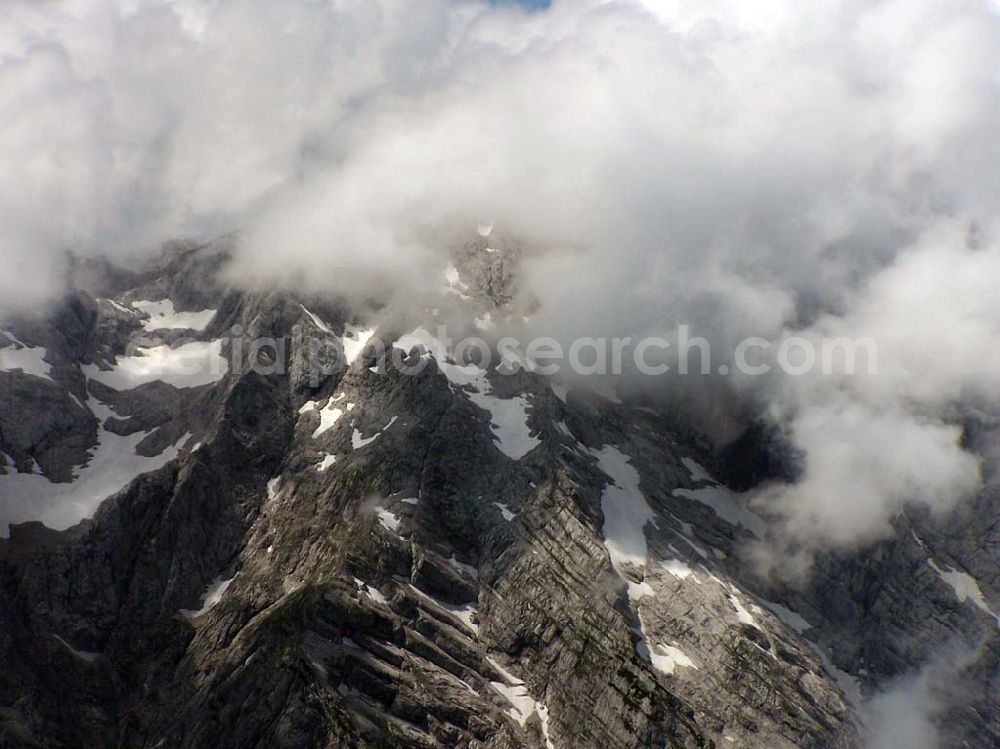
[0,234,996,748]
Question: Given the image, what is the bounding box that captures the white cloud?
[2,0,1000,561]
[863,672,941,749]
[860,644,981,749]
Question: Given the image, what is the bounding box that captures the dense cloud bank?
[4,0,1000,568]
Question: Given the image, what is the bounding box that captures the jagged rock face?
[452,228,522,308]
[0,240,996,748]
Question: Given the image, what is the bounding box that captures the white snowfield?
[727,591,760,627]
[300,305,334,334]
[660,558,695,580]
[649,642,698,675]
[266,476,283,501]
[487,657,556,748]
[675,458,767,537]
[442,263,471,299]
[375,507,401,533]
[83,339,228,389]
[180,574,236,618]
[100,298,131,314]
[592,445,654,599]
[312,396,346,438]
[593,445,753,680]
[494,502,516,521]
[0,397,187,536]
[342,324,375,365]
[132,300,216,332]
[927,558,1000,626]
[760,599,812,634]
[354,577,389,606]
[352,415,397,450]
[393,328,540,460]
[300,306,375,367]
[393,327,446,360]
[0,331,53,381]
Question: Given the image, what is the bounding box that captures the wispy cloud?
[3,0,1000,565]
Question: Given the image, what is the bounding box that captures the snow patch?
[927,559,1000,625]
[494,502,516,521]
[101,298,131,314]
[442,263,471,298]
[681,457,714,483]
[342,324,375,365]
[761,600,812,634]
[266,477,282,500]
[674,460,766,537]
[132,300,216,331]
[627,580,655,601]
[407,584,479,635]
[82,339,227,389]
[375,507,402,533]
[0,331,53,381]
[393,327,445,359]
[354,577,388,606]
[487,656,553,745]
[536,703,555,749]
[317,454,337,471]
[469,391,538,460]
[650,643,698,675]
[592,445,652,571]
[490,677,535,726]
[498,344,537,374]
[728,592,759,627]
[300,305,333,334]
[812,643,864,706]
[394,328,539,459]
[0,396,185,535]
[660,559,696,580]
[636,612,698,677]
[180,575,235,618]
[312,397,345,438]
[51,635,100,663]
[352,415,397,450]
[449,604,479,634]
[554,420,574,439]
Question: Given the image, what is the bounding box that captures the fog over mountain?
[8,0,1000,566]
[2,2,999,748]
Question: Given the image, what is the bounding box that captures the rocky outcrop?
[0,238,996,748]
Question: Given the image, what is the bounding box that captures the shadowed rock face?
[0,240,995,749]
